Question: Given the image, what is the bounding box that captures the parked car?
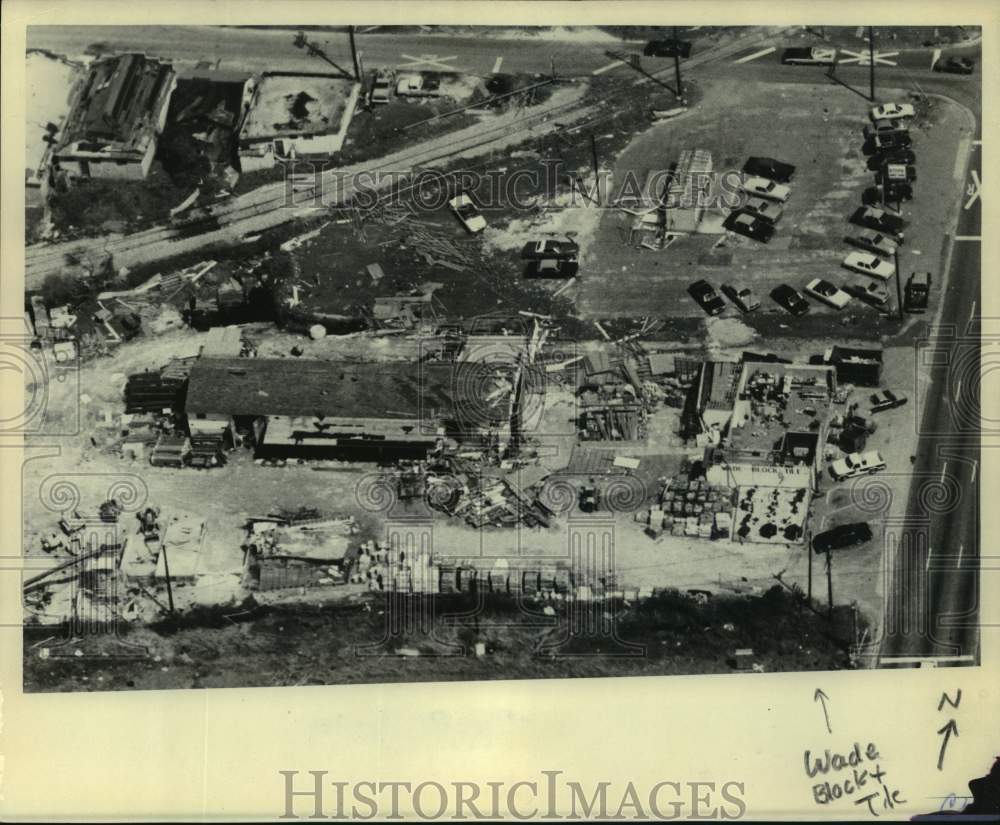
[449,194,486,233]
[844,276,891,307]
[740,175,791,202]
[872,131,913,152]
[870,102,915,121]
[934,56,975,75]
[864,119,907,140]
[781,46,836,65]
[830,449,886,481]
[868,148,916,170]
[526,258,578,279]
[843,251,895,281]
[370,73,392,105]
[849,229,897,258]
[723,210,775,243]
[870,389,908,413]
[743,196,784,224]
[905,270,932,312]
[770,284,809,316]
[396,73,440,97]
[688,280,726,315]
[863,182,913,205]
[520,239,578,260]
[850,206,905,244]
[805,278,851,309]
[643,39,692,58]
[813,522,873,554]
[742,156,796,183]
[721,283,760,313]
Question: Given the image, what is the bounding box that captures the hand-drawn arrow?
[814,688,832,733]
[937,719,959,770]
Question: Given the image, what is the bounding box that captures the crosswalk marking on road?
[398,53,460,71]
[734,46,776,64]
[592,59,624,75]
[492,56,503,73]
[838,49,899,66]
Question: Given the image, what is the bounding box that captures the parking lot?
[576,77,971,324]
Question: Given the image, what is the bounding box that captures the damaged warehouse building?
[182,356,513,461]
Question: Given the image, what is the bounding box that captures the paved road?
[26,25,692,77]
[879,139,981,668]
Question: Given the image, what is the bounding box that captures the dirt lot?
[574,79,970,327]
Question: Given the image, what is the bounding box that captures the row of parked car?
[722,156,797,243]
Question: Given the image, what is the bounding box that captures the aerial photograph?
[20,24,982,691]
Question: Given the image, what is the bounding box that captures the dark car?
[644,39,692,58]
[863,182,913,205]
[867,148,916,170]
[905,270,932,312]
[688,280,726,315]
[870,389,908,413]
[520,239,578,260]
[870,131,913,153]
[742,156,796,183]
[723,210,775,243]
[770,284,809,316]
[525,259,578,279]
[934,56,975,75]
[850,206,906,244]
[812,522,873,554]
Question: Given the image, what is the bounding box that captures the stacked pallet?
[149,434,190,468]
[124,358,194,414]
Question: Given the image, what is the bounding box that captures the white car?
[740,176,791,203]
[842,251,895,281]
[449,194,486,234]
[870,102,915,122]
[831,450,886,481]
[805,278,851,310]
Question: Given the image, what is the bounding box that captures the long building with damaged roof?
[53,53,176,180]
[183,357,509,460]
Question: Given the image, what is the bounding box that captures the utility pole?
[868,26,876,102]
[673,26,684,100]
[894,249,905,321]
[808,538,813,603]
[161,543,175,614]
[825,546,833,617]
[348,25,361,81]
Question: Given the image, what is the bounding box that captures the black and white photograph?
[16,21,985,691]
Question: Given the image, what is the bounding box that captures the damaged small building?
[53,53,177,180]
[236,71,361,171]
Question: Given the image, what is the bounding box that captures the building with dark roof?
[53,53,176,180]
[183,357,482,460]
